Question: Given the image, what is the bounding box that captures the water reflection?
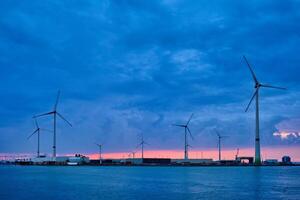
[253,167,262,199]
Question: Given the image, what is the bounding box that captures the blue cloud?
[0,0,299,154]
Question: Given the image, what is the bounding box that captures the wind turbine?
[235,148,239,160]
[243,56,286,165]
[128,151,136,159]
[215,130,228,161]
[34,91,72,161]
[137,134,148,159]
[173,113,194,160]
[95,143,103,165]
[27,118,42,157]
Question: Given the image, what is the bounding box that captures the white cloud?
[275,118,300,132]
[273,118,300,140]
[170,49,212,73]
[273,131,300,140]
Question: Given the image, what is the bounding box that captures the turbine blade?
[136,141,146,148]
[27,129,38,139]
[40,128,53,133]
[260,84,287,90]
[95,143,103,147]
[245,89,258,112]
[57,112,72,127]
[33,111,54,118]
[186,113,194,126]
[173,124,186,127]
[54,90,61,111]
[243,56,259,84]
[34,118,39,129]
[187,127,194,140]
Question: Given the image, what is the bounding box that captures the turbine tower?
[243,56,286,165]
[27,118,42,157]
[235,148,239,160]
[95,143,103,165]
[34,91,72,161]
[215,130,228,161]
[173,113,194,160]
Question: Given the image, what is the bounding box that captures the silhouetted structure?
[236,156,254,165]
[282,156,291,164]
[243,56,286,165]
[34,91,72,161]
[173,113,194,160]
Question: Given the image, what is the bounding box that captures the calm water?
[0,166,299,200]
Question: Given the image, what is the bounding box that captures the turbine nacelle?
[95,143,103,148]
[255,83,261,88]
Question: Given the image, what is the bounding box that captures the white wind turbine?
[137,134,148,159]
[243,56,286,165]
[173,113,194,160]
[215,129,228,161]
[95,143,103,165]
[34,91,72,161]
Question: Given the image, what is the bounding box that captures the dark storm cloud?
[0,0,299,154]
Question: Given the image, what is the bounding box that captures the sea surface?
[0,165,299,200]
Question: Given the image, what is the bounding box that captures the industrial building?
[29,154,90,165]
[263,159,279,165]
[282,156,291,164]
[235,156,254,165]
[172,159,214,165]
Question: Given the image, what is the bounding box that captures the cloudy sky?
[0,0,299,159]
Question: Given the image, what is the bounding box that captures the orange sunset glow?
[84,146,300,161]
